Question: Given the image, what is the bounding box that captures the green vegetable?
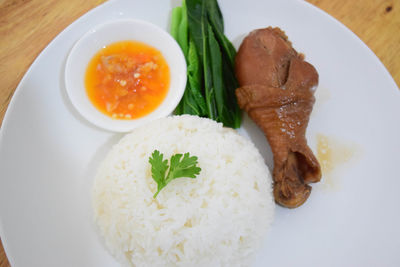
[178,0,189,57]
[185,0,206,62]
[208,23,227,124]
[202,18,217,120]
[171,7,182,40]
[177,40,208,116]
[205,0,236,67]
[186,40,207,115]
[149,150,201,198]
[221,56,241,128]
[172,1,207,117]
[171,0,241,128]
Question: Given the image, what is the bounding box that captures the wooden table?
[0,0,399,266]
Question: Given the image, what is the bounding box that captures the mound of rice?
[93,115,274,267]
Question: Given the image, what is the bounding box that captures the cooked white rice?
[92,115,274,267]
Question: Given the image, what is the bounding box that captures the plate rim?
[0,0,399,265]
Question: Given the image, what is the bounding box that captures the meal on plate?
[235,27,322,208]
[85,40,170,120]
[92,115,274,266]
[91,0,322,265]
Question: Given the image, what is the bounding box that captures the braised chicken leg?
[235,27,321,208]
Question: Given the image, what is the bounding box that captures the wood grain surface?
[0,0,399,266]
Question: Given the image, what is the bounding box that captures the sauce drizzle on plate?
[316,134,361,190]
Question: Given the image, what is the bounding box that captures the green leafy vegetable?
[172,0,207,117]
[221,56,241,128]
[202,17,217,120]
[205,0,236,67]
[208,23,226,124]
[171,7,182,40]
[177,40,208,116]
[186,40,207,115]
[185,0,206,62]
[149,150,201,198]
[178,0,189,57]
[171,0,241,128]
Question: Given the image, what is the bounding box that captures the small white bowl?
[65,19,187,132]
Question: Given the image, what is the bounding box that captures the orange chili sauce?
[85,40,170,120]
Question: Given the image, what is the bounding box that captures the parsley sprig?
[149,150,201,198]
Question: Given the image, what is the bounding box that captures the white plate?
[1,0,399,266]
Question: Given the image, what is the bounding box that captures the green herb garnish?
[149,150,201,198]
